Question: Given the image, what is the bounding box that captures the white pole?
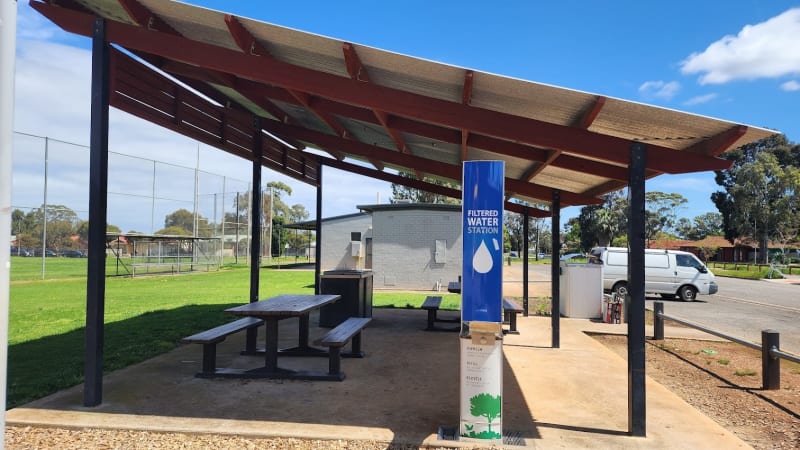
[41,137,48,279]
[193,143,199,237]
[1,0,19,443]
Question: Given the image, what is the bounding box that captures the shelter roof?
[32,0,778,217]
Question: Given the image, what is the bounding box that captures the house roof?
[33,0,778,218]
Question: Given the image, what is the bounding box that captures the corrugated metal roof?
[35,0,779,215]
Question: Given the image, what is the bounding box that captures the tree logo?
[462,393,502,439]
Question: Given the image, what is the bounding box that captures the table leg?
[264,317,279,372]
[298,314,310,348]
[278,313,327,357]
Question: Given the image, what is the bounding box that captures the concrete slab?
[7,308,750,449]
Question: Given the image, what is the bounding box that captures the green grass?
[708,262,795,280]
[6,259,460,409]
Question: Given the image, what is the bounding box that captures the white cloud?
[638,80,680,100]
[683,93,718,106]
[681,8,800,84]
[781,80,800,91]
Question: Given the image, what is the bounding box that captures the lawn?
[6,259,453,409]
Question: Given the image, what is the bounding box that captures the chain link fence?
[10,131,297,278]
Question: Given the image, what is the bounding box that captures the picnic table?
[222,294,341,380]
[447,281,461,294]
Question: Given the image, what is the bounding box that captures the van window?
[676,254,704,270]
[606,252,627,266]
[644,253,669,268]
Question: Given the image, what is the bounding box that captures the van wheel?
[612,282,628,300]
[678,286,697,302]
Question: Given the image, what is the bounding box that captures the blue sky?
[10,1,800,232]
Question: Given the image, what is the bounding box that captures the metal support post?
[84,18,110,407]
[314,164,323,294]
[246,117,263,353]
[653,302,664,341]
[762,330,780,390]
[550,191,560,348]
[523,206,529,316]
[627,141,647,436]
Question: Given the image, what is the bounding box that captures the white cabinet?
[559,262,603,318]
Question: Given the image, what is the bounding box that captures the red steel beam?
[321,158,550,217]
[460,70,474,162]
[263,120,602,206]
[110,48,319,185]
[684,125,748,156]
[142,54,634,182]
[31,1,732,174]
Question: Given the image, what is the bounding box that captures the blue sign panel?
[462,161,504,323]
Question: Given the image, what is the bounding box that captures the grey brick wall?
[371,208,462,290]
[320,213,372,271]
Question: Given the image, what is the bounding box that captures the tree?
[286,204,310,257]
[576,191,627,251]
[712,134,800,252]
[643,192,687,246]
[19,204,81,250]
[156,225,192,236]
[504,201,550,258]
[725,151,799,263]
[162,208,211,236]
[390,172,460,204]
[164,209,195,233]
[676,213,723,240]
[562,218,581,253]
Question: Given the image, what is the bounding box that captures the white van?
[589,247,718,302]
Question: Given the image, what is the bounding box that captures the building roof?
[357,203,461,213]
[284,212,369,230]
[33,1,778,218]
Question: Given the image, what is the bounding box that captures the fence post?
[653,302,664,340]
[762,330,780,390]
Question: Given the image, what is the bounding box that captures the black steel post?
[762,330,780,390]
[523,206,529,316]
[245,117,263,353]
[550,191,560,349]
[314,164,323,294]
[84,18,109,407]
[653,302,664,340]
[627,141,647,437]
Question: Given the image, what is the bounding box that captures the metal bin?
[319,269,374,327]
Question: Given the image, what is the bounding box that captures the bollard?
[762,330,780,390]
[653,302,664,340]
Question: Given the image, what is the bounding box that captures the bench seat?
[503,298,523,334]
[317,317,371,380]
[421,295,460,332]
[182,317,263,376]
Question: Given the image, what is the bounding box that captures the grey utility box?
[319,269,374,327]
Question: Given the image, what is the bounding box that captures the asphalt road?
[523,263,800,354]
[644,275,800,355]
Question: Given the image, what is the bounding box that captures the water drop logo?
[472,240,494,274]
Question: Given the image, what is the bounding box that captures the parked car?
[10,247,33,257]
[32,248,58,257]
[61,249,86,258]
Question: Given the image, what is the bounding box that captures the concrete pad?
[7,308,750,449]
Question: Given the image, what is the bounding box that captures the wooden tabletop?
[225,294,341,318]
